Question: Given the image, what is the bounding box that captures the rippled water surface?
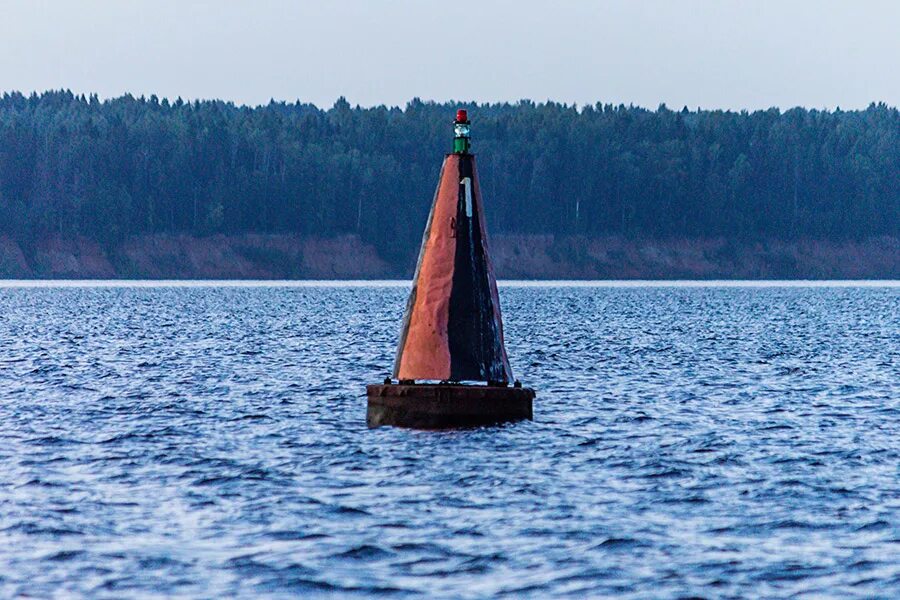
[1,282,898,598]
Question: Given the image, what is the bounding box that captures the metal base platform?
[366,383,535,429]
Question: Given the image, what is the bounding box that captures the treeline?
[0,91,897,264]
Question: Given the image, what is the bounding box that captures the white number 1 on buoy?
[461,177,473,218]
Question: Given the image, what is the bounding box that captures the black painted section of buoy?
[367,383,534,429]
[447,155,508,382]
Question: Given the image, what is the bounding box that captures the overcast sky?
[0,0,897,110]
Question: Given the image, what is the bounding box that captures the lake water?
[1,282,898,598]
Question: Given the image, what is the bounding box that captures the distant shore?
[1,234,896,280]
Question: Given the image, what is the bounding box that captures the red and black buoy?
[367,110,535,428]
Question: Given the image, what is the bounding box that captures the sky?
[0,0,897,111]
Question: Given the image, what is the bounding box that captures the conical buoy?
[367,110,535,428]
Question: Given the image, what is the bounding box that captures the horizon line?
[0,279,897,288]
[2,89,896,115]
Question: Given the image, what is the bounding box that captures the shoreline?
[1,233,897,280]
[1,279,897,288]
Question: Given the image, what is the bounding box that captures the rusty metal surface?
[393,155,460,381]
[366,383,534,429]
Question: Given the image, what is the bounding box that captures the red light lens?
[456,109,468,122]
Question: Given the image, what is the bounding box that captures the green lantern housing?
[453,109,471,154]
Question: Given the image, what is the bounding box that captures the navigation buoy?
[367,110,535,428]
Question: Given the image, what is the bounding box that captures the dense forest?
[0,91,897,270]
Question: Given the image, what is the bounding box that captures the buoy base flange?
[366,383,535,429]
